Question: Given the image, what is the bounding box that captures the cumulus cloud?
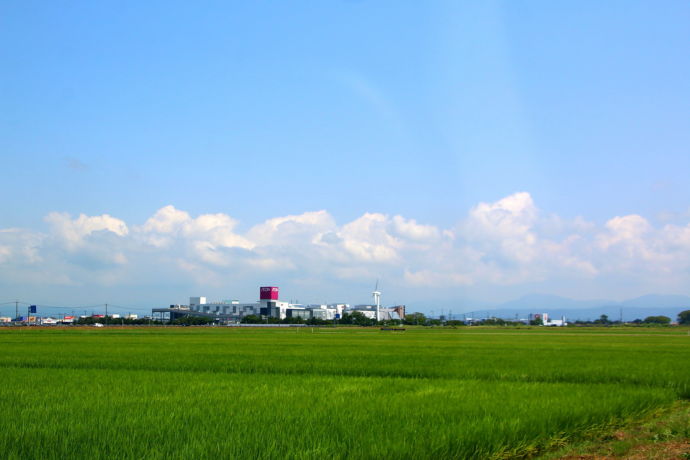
[592,214,690,280]
[2,193,690,298]
[139,205,254,266]
[441,192,599,285]
[391,215,440,241]
[462,192,538,262]
[0,228,44,264]
[247,210,335,247]
[142,205,190,235]
[337,213,402,263]
[599,215,652,249]
[45,212,128,248]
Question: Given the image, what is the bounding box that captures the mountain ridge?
[479,293,690,321]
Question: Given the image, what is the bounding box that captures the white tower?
[372,280,381,322]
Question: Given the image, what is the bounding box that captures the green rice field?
[0,326,688,459]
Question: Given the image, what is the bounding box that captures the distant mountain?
[496,293,615,311]
[463,293,690,322]
[621,294,690,309]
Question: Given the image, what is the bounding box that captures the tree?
[339,311,375,326]
[483,318,506,326]
[281,316,305,324]
[351,311,375,326]
[306,317,330,326]
[643,315,671,325]
[380,319,402,326]
[240,315,263,324]
[404,313,426,325]
[678,310,690,325]
[446,320,465,327]
[596,314,610,325]
[171,315,215,326]
[529,317,543,326]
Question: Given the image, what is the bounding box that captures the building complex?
[152,286,406,323]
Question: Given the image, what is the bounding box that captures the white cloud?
[599,215,652,250]
[45,212,128,252]
[2,194,690,300]
[139,205,253,263]
[434,192,601,286]
[592,215,690,279]
[247,210,335,247]
[142,205,253,249]
[41,212,130,269]
[338,213,401,263]
[0,228,44,264]
[142,205,190,235]
[404,269,473,287]
[0,245,10,263]
[391,215,440,241]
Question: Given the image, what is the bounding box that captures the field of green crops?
[0,326,688,459]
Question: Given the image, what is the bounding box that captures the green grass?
[539,400,690,459]
[0,326,688,459]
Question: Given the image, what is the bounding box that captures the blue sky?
[1,1,690,313]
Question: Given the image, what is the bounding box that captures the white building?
[188,287,295,320]
[348,305,378,319]
[541,313,568,326]
[346,304,404,320]
[174,287,397,322]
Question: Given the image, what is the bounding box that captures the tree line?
[72,309,690,327]
[571,311,690,326]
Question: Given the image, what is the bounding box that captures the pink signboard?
[260,286,279,300]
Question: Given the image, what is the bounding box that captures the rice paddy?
[0,326,688,459]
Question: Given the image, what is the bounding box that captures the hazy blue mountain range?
[414,294,690,321]
[454,294,690,322]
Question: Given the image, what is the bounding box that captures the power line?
[1,302,151,311]
[108,304,156,312]
[0,300,156,320]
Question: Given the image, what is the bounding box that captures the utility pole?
[105,303,108,326]
[15,300,19,320]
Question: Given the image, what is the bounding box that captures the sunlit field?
[0,326,688,459]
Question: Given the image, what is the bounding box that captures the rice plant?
[0,327,686,458]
